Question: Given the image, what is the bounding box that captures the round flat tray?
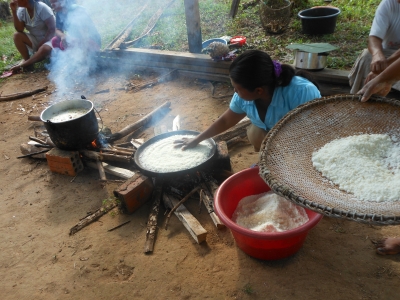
[134,130,216,178]
[259,94,400,225]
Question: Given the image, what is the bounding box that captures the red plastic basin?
[214,167,323,260]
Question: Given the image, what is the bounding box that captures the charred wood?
[164,186,200,230]
[108,101,171,143]
[144,180,163,254]
[69,201,118,235]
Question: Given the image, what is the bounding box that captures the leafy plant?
[243,283,255,295]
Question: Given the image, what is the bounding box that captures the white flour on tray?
[312,133,400,202]
[138,134,213,172]
[232,192,309,232]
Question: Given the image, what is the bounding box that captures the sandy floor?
[1,69,400,300]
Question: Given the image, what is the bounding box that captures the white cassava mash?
[232,192,309,232]
[138,134,213,173]
[48,108,88,122]
[312,134,400,202]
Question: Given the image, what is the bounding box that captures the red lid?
[230,36,247,46]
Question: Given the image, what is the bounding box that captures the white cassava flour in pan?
[138,134,213,173]
[232,192,309,232]
[312,134,400,202]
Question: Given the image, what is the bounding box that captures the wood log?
[164,186,200,230]
[108,101,171,142]
[28,115,41,121]
[213,118,251,142]
[85,161,135,179]
[20,143,48,159]
[100,148,135,156]
[126,69,177,92]
[144,180,163,254]
[17,149,49,159]
[81,150,132,164]
[69,201,118,235]
[108,220,131,232]
[98,49,231,75]
[229,0,241,18]
[199,185,225,229]
[184,0,202,53]
[162,193,207,244]
[96,159,107,181]
[0,86,48,102]
[121,0,175,48]
[29,136,55,147]
[105,4,148,50]
[226,133,248,148]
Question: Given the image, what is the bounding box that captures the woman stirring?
[175,50,321,152]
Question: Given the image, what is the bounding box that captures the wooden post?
[184,0,202,53]
[229,0,241,18]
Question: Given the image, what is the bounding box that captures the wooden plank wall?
[98,48,351,84]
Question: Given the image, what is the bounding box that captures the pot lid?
[286,43,338,53]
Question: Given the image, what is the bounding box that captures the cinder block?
[46,148,84,176]
[113,173,154,214]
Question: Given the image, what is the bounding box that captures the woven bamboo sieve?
[259,94,400,225]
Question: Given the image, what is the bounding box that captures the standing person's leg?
[247,124,268,152]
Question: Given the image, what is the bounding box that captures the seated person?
[357,57,400,255]
[9,0,55,72]
[175,50,321,152]
[50,0,101,52]
[348,0,400,94]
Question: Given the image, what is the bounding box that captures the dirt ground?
[1,69,400,300]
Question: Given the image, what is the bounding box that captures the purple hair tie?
[273,60,282,78]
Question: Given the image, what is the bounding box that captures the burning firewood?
[81,150,132,164]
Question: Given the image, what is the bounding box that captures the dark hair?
[229,50,319,93]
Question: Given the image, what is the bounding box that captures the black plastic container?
[298,7,341,35]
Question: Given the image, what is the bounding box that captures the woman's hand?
[358,79,392,102]
[173,137,199,150]
[10,0,18,12]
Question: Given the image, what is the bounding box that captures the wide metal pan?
[133,130,217,178]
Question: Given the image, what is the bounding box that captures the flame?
[91,139,98,148]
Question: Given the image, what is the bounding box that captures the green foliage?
[243,283,255,295]
[0,20,22,74]
[0,0,381,75]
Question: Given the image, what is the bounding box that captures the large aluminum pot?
[40,99,99,150]
[294,51,328,71]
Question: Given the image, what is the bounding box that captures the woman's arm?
[358,57,400,102]
[368,36,387,74]
[37,16,56,48]
[175,109,246,149]
[10,1,25,32]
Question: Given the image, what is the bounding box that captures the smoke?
[45,0,182,100]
